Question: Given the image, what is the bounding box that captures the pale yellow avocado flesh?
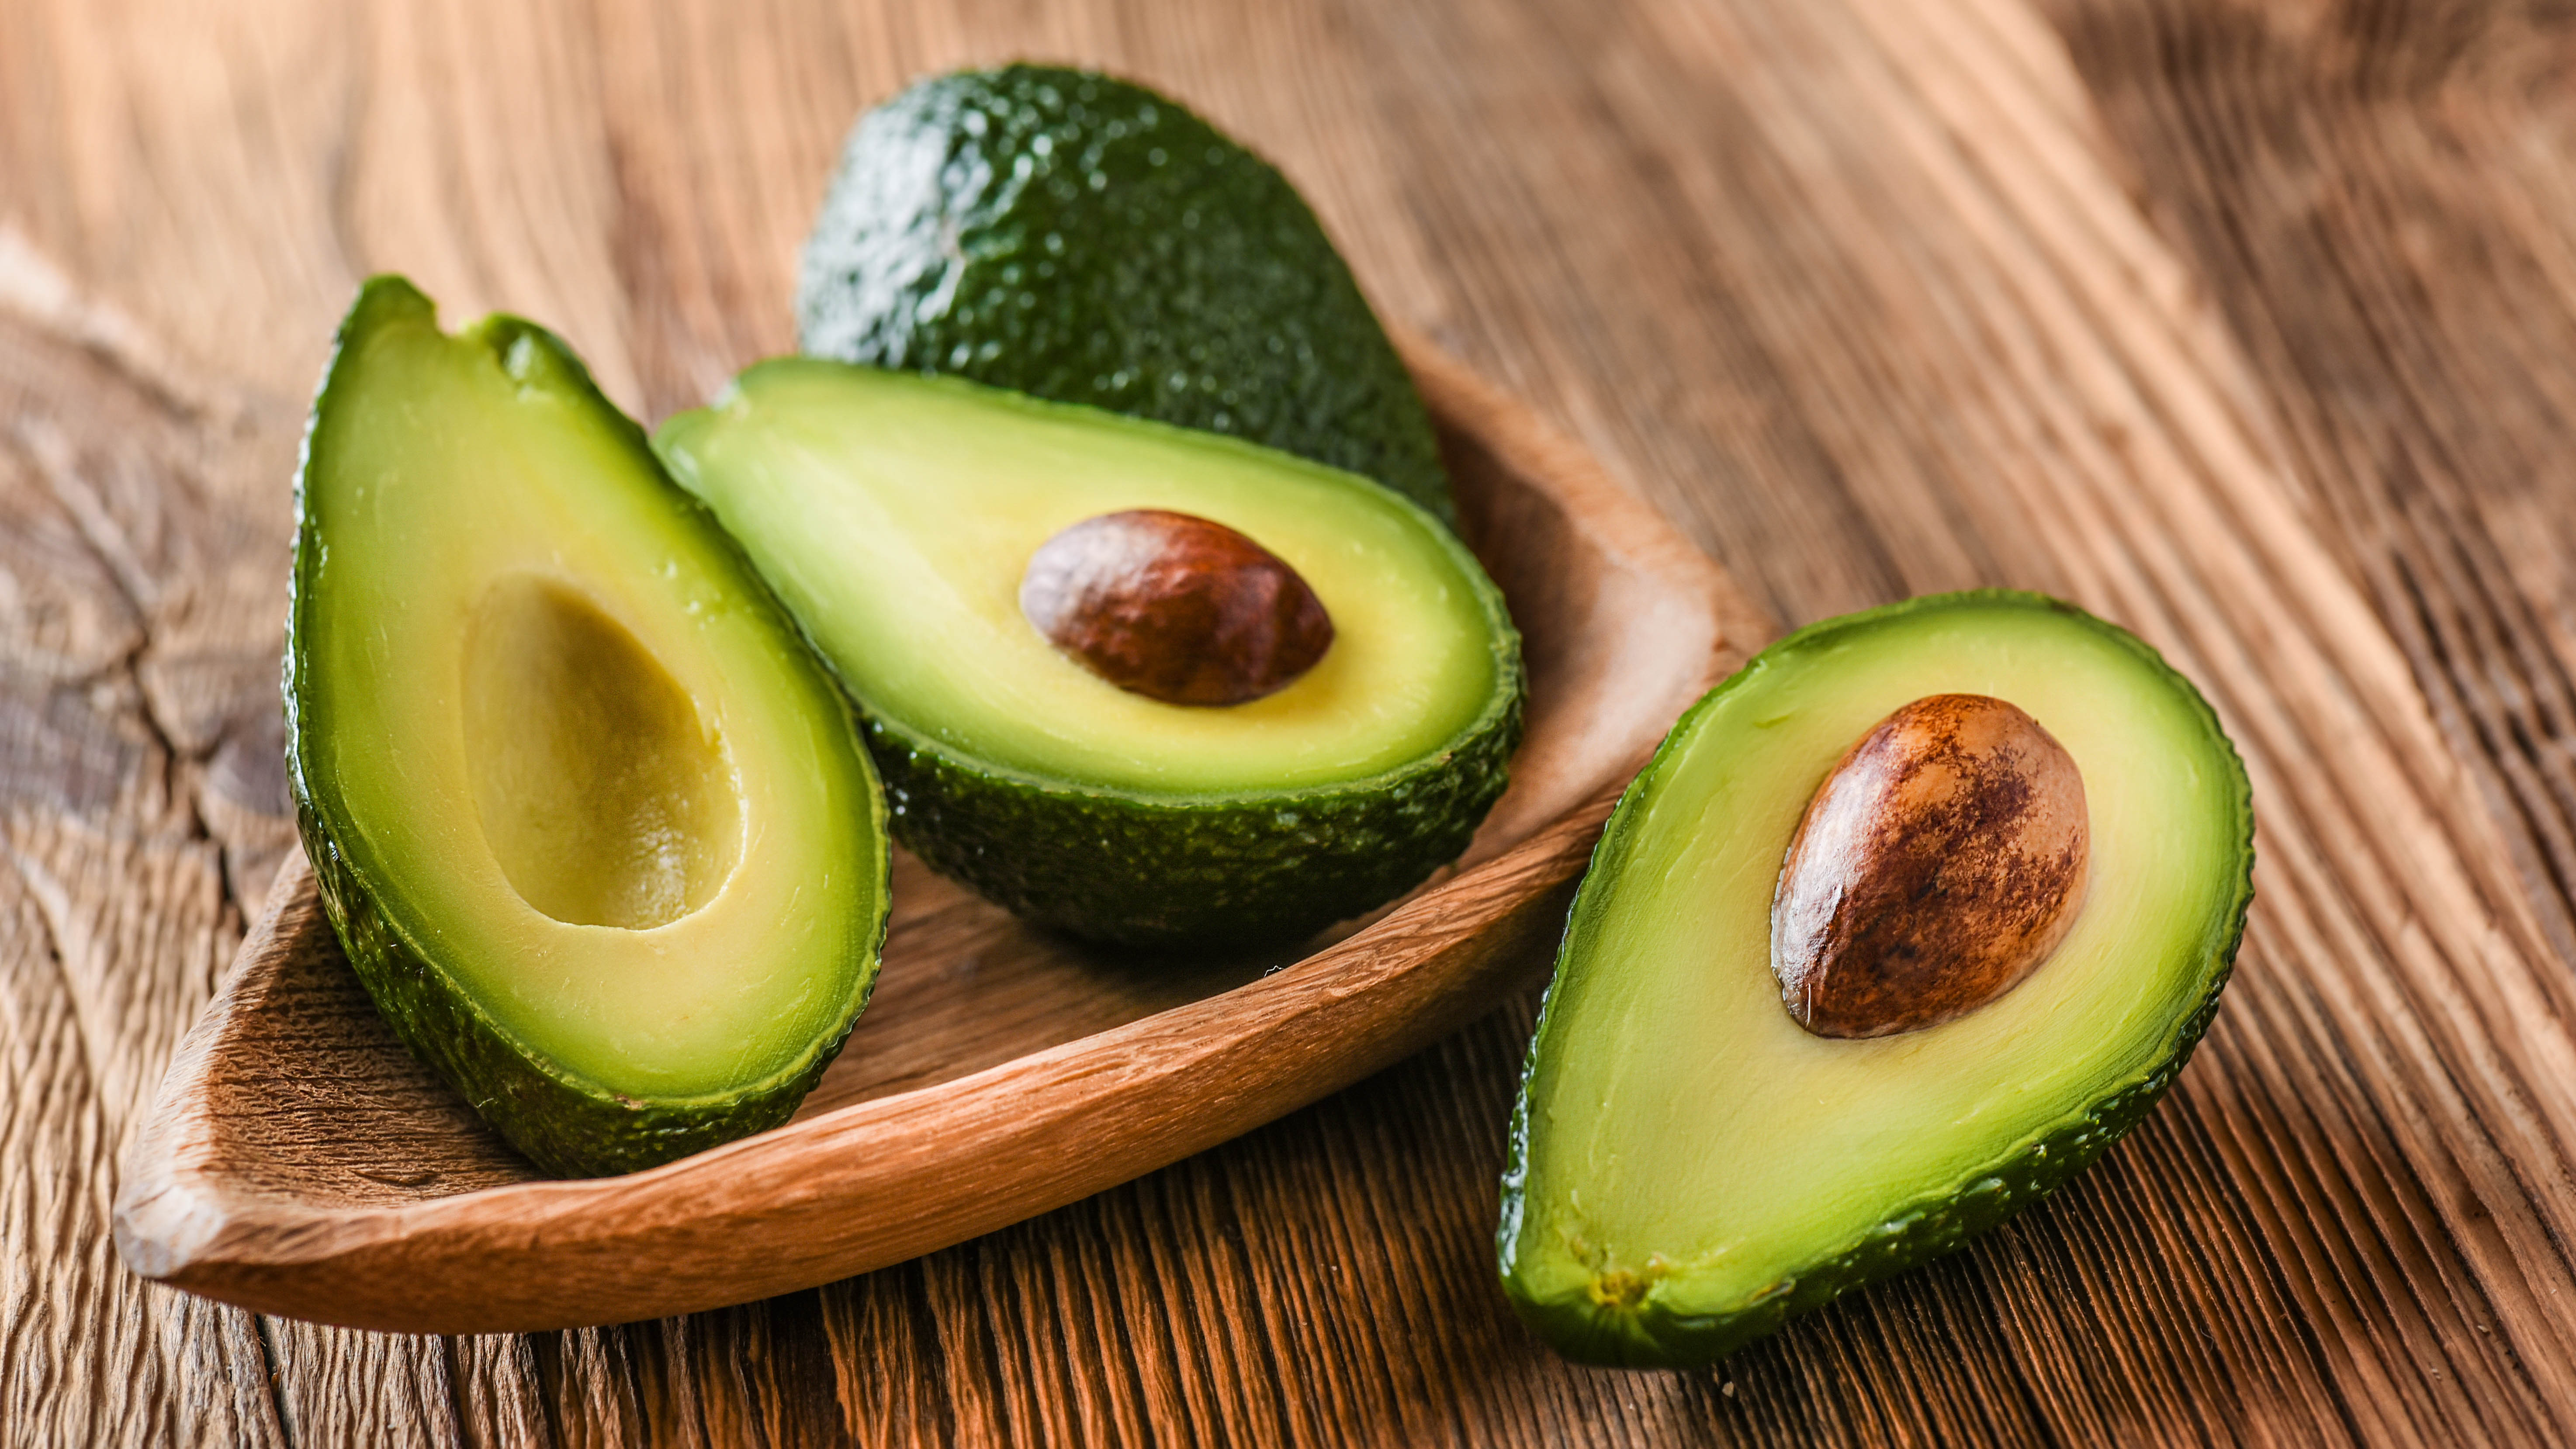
[652,361,1502,795]
[1508,599,2248,1320]
[301,316,879,1099]
[461,578,743,931]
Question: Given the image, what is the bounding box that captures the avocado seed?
[1771,693,2089,1038]
[1019,509,1334,706]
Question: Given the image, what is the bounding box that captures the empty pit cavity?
[462,577,741,929]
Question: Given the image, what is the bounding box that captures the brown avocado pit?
[1771,692,2089,1039]
[1019,508,1334,706]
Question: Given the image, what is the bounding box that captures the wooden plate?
[112,339,1773,1334]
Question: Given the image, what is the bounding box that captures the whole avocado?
[796,64,1455,527]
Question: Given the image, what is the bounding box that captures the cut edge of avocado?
[1496,590,2254,1366]
[287,277,893,1176]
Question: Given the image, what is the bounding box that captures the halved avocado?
[1499,591,2253,1366]
[654,361,1523,948]
[287,277,891,1177]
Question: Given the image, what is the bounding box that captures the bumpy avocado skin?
[862,672,1522,949]
[1497,591,2255,1366]
[797,64,1454,528]
[285,278,888,1178]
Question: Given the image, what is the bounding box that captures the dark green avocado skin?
[863,673,1522,949]
[1497,591,2255,1366]
[796,64,1455,528]
[286,278,885,1179]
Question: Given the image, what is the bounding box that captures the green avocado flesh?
[287,277,891,1177]
[796,64,1455,528]
[654,360,1522,947]
[1500,592,2253,1366]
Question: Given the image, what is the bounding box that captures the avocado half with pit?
[654,361,1523,948]
[288,278,891,1178]
[1499,591,2253,1366]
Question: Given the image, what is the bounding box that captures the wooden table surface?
[8,0,2576,1442]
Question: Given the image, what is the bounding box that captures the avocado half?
[796,63,1455,528]
[654,361,1523,948]
[1499,591,2254,1366]
[288,278,892,1177]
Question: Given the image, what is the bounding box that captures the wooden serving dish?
[113,339,1773,1334]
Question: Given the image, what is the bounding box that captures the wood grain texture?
[6,0,2576,1442]
[111,340,1764,1332]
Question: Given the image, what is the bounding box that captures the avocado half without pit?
[1500,591,2253,1366]
[653,362,1525,949]
[288,277,891,1178]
